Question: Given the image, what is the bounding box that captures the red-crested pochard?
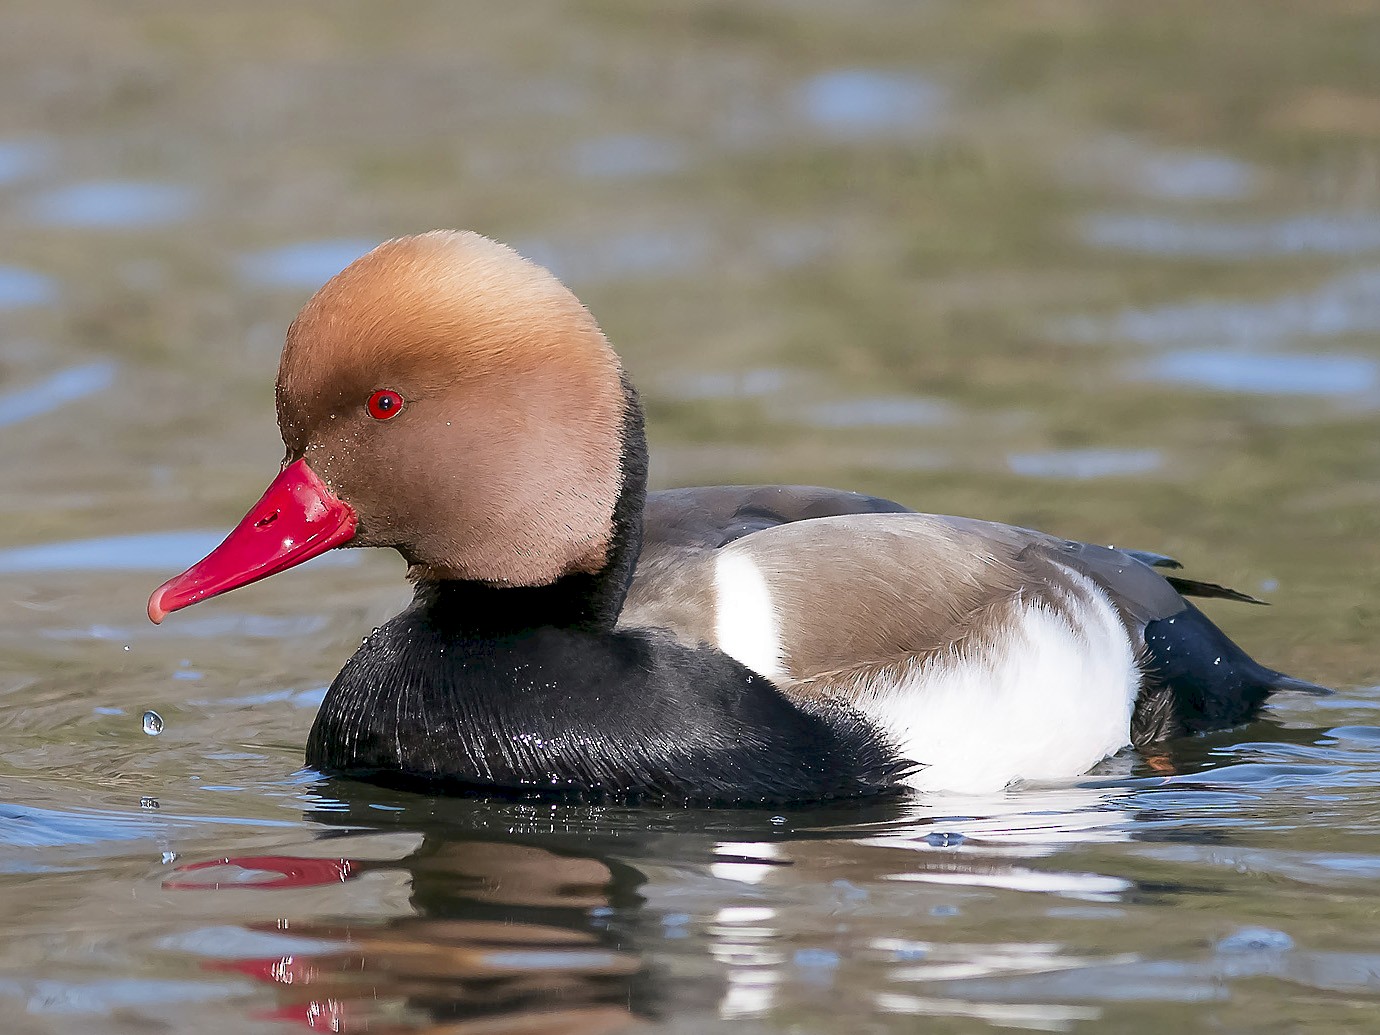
[147,231,1325,804]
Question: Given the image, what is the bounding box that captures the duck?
[146,230,1326,804]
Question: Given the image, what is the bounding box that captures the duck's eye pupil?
[367,389,404,420]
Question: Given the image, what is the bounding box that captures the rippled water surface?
[3,3,1380,1032]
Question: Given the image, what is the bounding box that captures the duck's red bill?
[147,459,357,624]
[163,854,359,891]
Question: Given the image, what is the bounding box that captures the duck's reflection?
[170,805,654,1033]
[165,730,1328,1034]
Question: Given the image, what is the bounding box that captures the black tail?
[1164,576,1268,606]
[1135,602,1330,746]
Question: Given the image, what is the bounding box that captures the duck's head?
[148,231,638,623]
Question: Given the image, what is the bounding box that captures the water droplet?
[140,796,159,810]
[924,830,965,847]
[122,644,131,652]
[770,815,787,825]
[161,850,178,864]
[1216,927,1294,954]
[141,710,164,736]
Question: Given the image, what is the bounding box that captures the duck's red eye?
[366,389,404,421]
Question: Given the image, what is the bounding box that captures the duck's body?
[628,484,1318,792]
[149,231,1325,804]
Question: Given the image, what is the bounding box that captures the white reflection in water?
[711,904,783,1018]
[155,924,348,959]
[857,783,1136,899]
[875,993,1101,1031]
[711,841,781,884]
[885,865,1131,899]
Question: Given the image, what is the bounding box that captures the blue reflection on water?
[666,368,790,400]
[1007,448,1163,480]
[806,396,953,428]
[0,361,116,428]
[0,977,241,1014]
[516,230,709,284]
[1065,267,1380,347]
[0,530,358,574]
[1141,350,1378,396]
[1135,152,1258,201]
[0,266,57,310]
[1082,212,1380,258]
[798,70,945,137]
[239,238,378,288]
[568,134,686,179]
[28,181,198,228]
[0,140,50,185]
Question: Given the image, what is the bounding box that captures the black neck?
[413,372,649,638]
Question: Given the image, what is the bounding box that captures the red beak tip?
[143,461,356,626]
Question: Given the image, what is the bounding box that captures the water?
[2,2,1380,1032]
[26,181,198,229]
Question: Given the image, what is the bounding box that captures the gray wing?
[641,485,912,552]
[631,486,1248,634]
[624,494,1324,742]
[626,498,1197,676]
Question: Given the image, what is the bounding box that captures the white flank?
[852,565,1139,794]
[713,551,787,682]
